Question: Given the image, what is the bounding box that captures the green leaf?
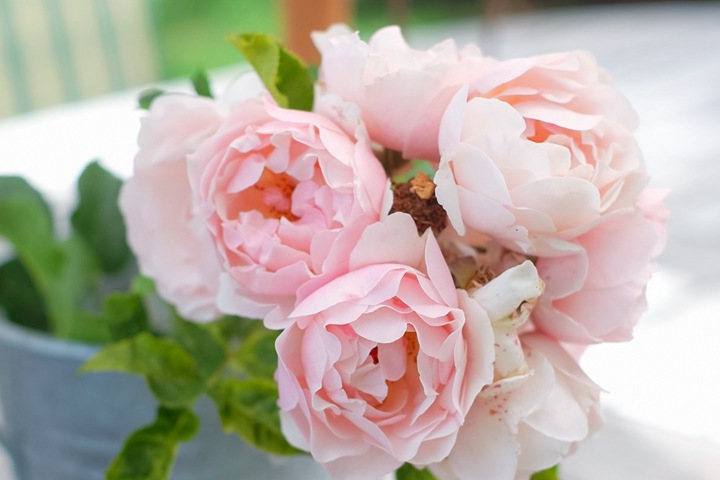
[396,463,438,480]
[0,257,49,331]
[231,326,280,379]
[209,377,302,456]
[0,176,60,278]
[530,465,560,480]
[82,332,203,407]
[0,177,108,342]
[190,69,213,98]
[49,234,109,343]
[0,175,53,221]
[106,406,199,480]
[103,292,152,341]
[138,88,165,110]
[211,315,260,343]
[171,315,226,381]
[71,161,131,273]
[227,33,314,111]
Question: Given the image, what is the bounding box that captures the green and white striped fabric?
[0,0,157,117]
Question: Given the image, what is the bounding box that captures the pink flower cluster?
[120,25,666,480]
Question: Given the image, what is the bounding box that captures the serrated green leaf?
[138,88,165,110]
[82,332,203,407]
[396,463,438,480]
[227,33,314,111]
[103,292,151,341]
[106,406,199,480]
[530,465,560,480]
[209,377,302,456]
[191,69,213,98]
[0,257,49,331]
[71,161,131,273]
[231,326,280,379]
[171,315,226,381]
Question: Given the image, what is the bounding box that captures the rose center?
[239,169,298,221]
[403,331,419,365]
[389,172,447,235]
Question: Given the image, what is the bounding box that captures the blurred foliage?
[151,0,279,79]
[0,162,134,343]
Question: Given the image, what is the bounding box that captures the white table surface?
[2,3,720,478]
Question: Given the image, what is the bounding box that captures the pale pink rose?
[472,51,646,218]
[119,94,227,322]
[431,332,602,480]
[435,91,606,255]
[187,95,390,325]
[532,193,666,343]
[275,213,495,479]
[312,24,491,161]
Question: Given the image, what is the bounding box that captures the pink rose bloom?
[470,50,646,217]
[312,24,490,161]
[187,95,390,325]
[436,91,606,255]
[432,333,602,480]
[275,213,495,479]
[532,191,667,343]
[119,94,227,322]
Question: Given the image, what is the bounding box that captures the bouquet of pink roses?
[95,24,666,480]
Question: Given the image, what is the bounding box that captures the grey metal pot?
[0,317,328,480]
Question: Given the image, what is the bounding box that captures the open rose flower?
[433,332,602,480]
[187,94,390,325]
[119,94,227,322]
[312,24,491,161]
[275,213,495,479]
[435,91,605,256]
[469,50,646,216]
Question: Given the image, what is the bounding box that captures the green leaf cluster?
[84,296,298,480]
[0,162,133,343]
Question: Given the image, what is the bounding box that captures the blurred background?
[2,0,720,478]
[2,0,717,116]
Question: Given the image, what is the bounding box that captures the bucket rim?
[0,316,100,361]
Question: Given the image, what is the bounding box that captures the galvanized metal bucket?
[0,317,327,480]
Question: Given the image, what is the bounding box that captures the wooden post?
[387,0,411,27]
[280,0,355,64]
